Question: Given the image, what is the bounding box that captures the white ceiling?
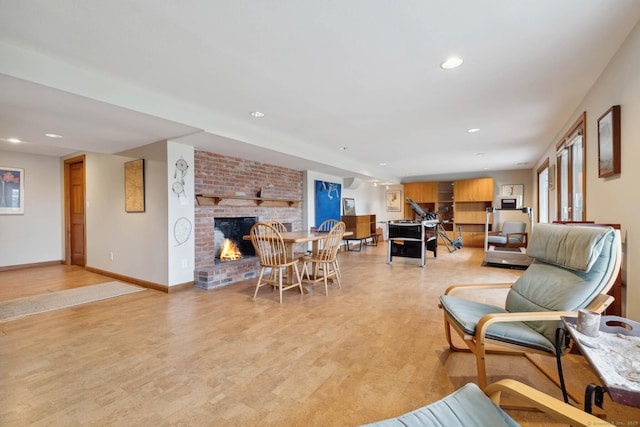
[1,1,639,183]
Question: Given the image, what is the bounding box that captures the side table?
[560,315,640,413]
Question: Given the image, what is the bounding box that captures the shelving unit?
[341,214,378,251]
[196,194,301,208]
[404,182,436,220]
[436,181,454,233]
[453,178,494,247]
[402,178,494,247]
[341,214,377,239]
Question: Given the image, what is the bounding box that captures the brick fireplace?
[193,151,304,290]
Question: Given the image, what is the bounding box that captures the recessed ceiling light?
[249,111,265,118]
[379,162,387,166]
[45,133,63,138]
[440,56,463,70]
[467,128,480,133]
[475,153,486,156]
[7,138,22,143]
[517,162,529,166]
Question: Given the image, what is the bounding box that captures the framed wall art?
[342,197,356,215]
[124,159,145,212]
[386,190,402,212]
[500,184,523,196]
[598,105,621,178]
[314,180,341,226]
[0,166,24,214]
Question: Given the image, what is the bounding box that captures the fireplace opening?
[219,238,242,261]
[214,216,257,262]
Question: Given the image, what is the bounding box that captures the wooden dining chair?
[316,218,343,273]
[265,219,288,234]
[249,222,303,304]
[301,221,346,296]
[317,218,339,232]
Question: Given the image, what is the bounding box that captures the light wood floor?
[1,244,638,426]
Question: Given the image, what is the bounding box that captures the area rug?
[0,281,145,322]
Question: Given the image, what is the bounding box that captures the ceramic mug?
[576,309,601,337]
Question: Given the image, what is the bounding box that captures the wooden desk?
[561,315,640,411]
[243,231,353,283]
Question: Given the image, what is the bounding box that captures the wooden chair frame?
[317,218,339,232]
[363,379,612,426]
[484,379,613,426]
[301,221,345,295]
[487,221,528,248]
[250,222,303,304]
[265,219,288,234]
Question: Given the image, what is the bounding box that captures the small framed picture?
[386,190,402,212]
[500,184,523,196]
[598,105,621,178]
[342,197,356,215]
[0,166,24,214]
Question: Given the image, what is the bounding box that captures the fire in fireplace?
[219,238,242,261]
[214,216,257,262]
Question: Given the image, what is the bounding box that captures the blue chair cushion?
[439,295,556,353]
[507,226,616,343]
[487,235,521,245]
[358,383,519,427]
[526,224,612,272]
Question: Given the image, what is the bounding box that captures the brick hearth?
[194,257,260,290]
[193,151,303,289]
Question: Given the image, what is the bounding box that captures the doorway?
[64,156,86,266]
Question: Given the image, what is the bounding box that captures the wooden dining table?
[243,230,353,284]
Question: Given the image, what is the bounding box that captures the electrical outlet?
[109,251,114,261]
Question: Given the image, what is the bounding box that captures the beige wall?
[84,141,171,285]
[534,21,640,320]
[0,150,62,266]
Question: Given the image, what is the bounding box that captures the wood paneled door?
[64,155,86,266]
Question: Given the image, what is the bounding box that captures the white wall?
[85,142,169,285]
[303,172,404,236]
[166,141,194,286]
[534,21,640,320]
[4,141,192,288]
[0,150,62,266]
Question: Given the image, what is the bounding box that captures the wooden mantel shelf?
[196,194,301,208]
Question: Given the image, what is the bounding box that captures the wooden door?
[65,156,86,266]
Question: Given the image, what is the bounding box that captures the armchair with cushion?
[359,379,611,427]
[487,221,528,248]
[439,223,621,404]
